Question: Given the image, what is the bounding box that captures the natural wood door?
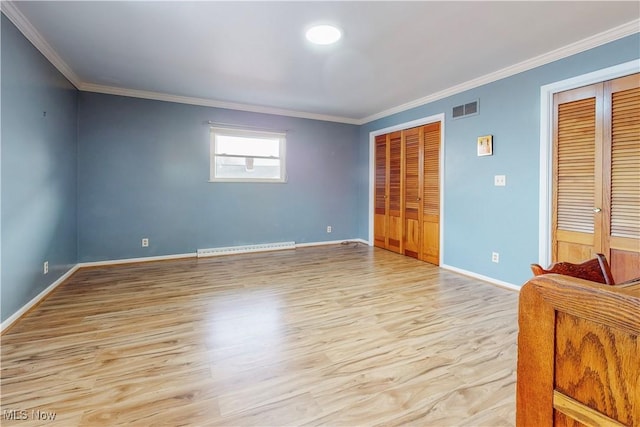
[552,73,639,282]
[401,123,441,264]
[374,132,402,254]
[421,122,441,265]
[403,127,421,259]
[604,73,640,283]
[376,123,440,264]
[387,131,403,253]
[552,84,602,263]
[374,134,388,248]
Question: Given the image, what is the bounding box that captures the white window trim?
[209,127,287,183]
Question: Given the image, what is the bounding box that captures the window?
[210,127,286,183]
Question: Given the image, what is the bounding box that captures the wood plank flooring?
[1,244,520,426]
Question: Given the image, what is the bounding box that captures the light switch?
[494,175,506,186]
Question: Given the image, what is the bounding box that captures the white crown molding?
[78,83,362,125]
[3,0,638,126]
[1,1,358,124]
[360,19,640,124]
[1,1,81,88]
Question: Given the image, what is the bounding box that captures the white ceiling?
[4,1,640,124]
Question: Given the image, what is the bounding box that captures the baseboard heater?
[197,241,296,258]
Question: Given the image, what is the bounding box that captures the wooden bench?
[516,274,640,426]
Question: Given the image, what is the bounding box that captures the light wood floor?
[1,245,520,426]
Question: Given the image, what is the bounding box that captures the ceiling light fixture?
[305,25,342,45]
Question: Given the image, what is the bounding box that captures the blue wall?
[77,93,360,261]
[1,14,78,322]
[2,6,639,323]
[358,34,640,286]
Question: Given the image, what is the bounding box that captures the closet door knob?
[593,207,602,213]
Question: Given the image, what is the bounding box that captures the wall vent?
[197,241,296,258]
[452,100,479,119]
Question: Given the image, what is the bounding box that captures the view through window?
[210,128,286,182]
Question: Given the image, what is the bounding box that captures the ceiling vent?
[452,100,479,119]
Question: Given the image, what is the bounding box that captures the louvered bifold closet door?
[403,127,422,259]
[604,73,640,283]
[387,131,403,253]
[421,122,441,265]
[552,84,603,263]
[374,134,388,249]
[373,122,441,262]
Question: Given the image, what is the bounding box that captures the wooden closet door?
[373,131,404,254]
[374,123,440,263]
[552,84,603,263]
[421,122,441,265]
[387,131,403,253]
[603,73,640,283]
[374,134,388,249]
[403,127,422,259]
[553,72,639,282]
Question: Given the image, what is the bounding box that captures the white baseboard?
[1,265,81,333]
[78,252,197,268]
[440,264,521,292]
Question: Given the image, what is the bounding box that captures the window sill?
[208,178,287,184]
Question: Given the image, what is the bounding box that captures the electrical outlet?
[43,261,49,274]
[327,225,332,233]
[492,252,500,263]
[142,238,149,247]
[494,175,506,186]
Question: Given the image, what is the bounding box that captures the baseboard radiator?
[197,241,296,258]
